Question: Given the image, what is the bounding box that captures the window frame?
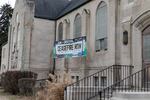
[58,22,63,41]
[74,14,82,38]
[101,76,107,87]
[93,76,99,86]
[128,0,134,4]
[95,1,108,52]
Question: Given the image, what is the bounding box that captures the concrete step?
[111,92,150,100]
[89,93,112,100]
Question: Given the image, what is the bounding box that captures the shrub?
[1,71,37,95]
[18,78,36,96]
[36,72,72,100]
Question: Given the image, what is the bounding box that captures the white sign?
[53,36,87,58]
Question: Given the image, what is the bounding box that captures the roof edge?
[34,0,92,20]
[56,0,91,19]
[34,15,56,20]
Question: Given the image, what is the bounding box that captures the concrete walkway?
[111,92,150,100]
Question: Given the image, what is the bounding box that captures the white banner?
[53,36,87,58]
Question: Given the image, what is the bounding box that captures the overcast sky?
[0,0,16,8]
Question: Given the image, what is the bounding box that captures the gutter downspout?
[52,21,57,74]
[7,24,11,71]
[115,0,119,65]
[29,19,33,72]
[29,3,35,72]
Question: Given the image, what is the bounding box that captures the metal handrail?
[98,66,150,100]
[64,65,133,100]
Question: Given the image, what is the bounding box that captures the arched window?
[74,14,81,38]
[17,23,20,49]
[16,13,19,23]
[64,19,70,39]
[58,22,63,40]
[13,27,16,45]
[95,1,108,51]
[12,27,16,53]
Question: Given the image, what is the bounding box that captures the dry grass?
[36,72,72,100]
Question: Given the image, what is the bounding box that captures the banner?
[53,36,87,58]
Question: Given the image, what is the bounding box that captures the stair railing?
[98,65,150,100]
[64,65,133,100]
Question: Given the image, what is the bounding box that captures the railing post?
[99,91,102,100]
[64,87,67,100]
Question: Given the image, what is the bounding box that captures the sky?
[0,0,16,8]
